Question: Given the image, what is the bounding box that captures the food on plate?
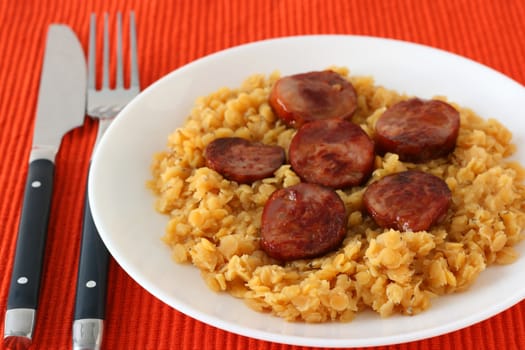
[204,137,285,184]
[260,182,347,261]
[363,170,452,231]
[269,70,357,128]
[149,67,525,323]
[289,118,375,188]
[374,98,460,162]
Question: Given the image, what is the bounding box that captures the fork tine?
[102,13,110,89]
[115,12,123,89]
[129,11,140,88]
[88,14,96,90]
[86,11,140,120]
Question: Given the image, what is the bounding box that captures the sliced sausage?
[260,183,347,261]
[289,118,375,188]
[374,98,460,162]
[269,70,358,128]
[363,170,451,232]
[204,137,285,184]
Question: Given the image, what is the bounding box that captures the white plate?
[89,35,525,348]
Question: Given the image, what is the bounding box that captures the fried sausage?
[269,70,358,128]
[374,98,460,162]
[260,183,347,261]
[204,137,285,184]
[363,170,451,232]
[289,118,375,188]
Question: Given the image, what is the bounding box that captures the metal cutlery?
[3,25,86,350]
[72,12,139,350]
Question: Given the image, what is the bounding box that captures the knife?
[3,25,86,350]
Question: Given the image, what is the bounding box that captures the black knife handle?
[73,179,110,320]
[7,159,54,310]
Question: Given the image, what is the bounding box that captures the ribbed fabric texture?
[1,0,524,349]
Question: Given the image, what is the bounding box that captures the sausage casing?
[204,137,285,184]
[269,70,358,128]
[260,183,347,261]
[363,170,451,232]
[375,98,460,162]
[289,118,375,188]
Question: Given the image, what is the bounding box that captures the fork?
[72,12,139,350]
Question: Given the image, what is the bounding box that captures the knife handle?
[73,178,110,320]
[7,159,54,310]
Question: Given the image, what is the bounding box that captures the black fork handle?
[73,172,110,320]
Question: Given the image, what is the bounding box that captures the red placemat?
[1,1,524,349]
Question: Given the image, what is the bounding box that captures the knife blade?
[3,25,86,350]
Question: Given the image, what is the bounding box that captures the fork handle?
[73,175,110,320]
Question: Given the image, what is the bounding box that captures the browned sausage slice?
[260,183,347,261]
[289,118,375,188]
[269,70,358,128]
[204,137,285,184]
[363,170,451,232]
[374,98,460,162]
